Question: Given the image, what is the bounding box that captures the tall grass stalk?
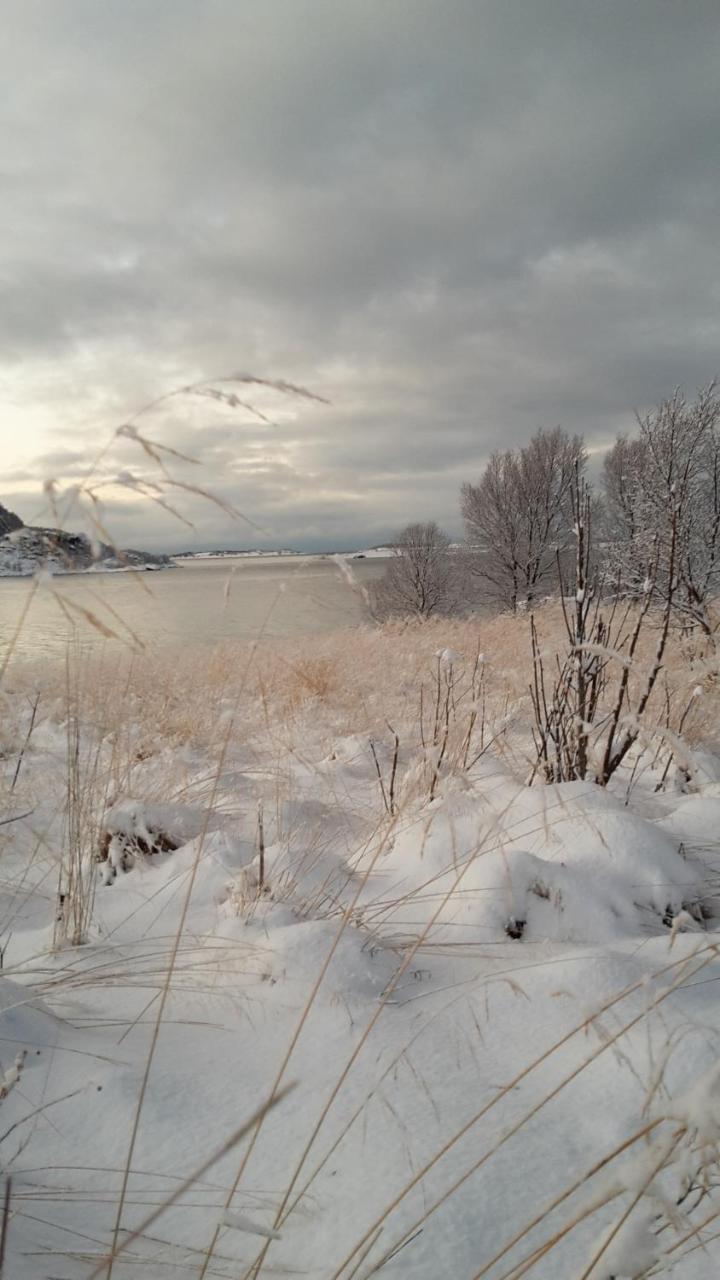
[53,654,104,947]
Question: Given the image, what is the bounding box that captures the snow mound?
[360,781,702,944]
[659,794,720,851]
[100,799,210,880]
[244,915,397,1001]
[228,837,360,919]
[586,1207,659,1279]
[0,977,60,1049]
[104,799,207,846]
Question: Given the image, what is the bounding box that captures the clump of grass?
[53,657,108,946]
[286,655,338,703]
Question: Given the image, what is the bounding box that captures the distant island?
[0,501,172,577]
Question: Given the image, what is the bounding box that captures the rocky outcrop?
[0,502,171,576]
[0,502,23,536]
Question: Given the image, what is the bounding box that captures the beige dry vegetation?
[12,602,717,782]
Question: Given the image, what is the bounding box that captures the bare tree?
[604,383,720,637]
[371,522,454,619]
[461,427,585,612]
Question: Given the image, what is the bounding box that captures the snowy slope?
[0,652,719,1279]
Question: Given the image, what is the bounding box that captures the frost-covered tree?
[603,383,720,636]
[461,427,585,612]
[371,522,454,619]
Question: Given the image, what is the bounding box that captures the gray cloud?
[2,0,719,549]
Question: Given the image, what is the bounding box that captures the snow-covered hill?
[0,506,172,575]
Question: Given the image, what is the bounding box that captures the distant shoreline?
[172,547,395,561]
[0,562,172,581]
[0,549,395,581]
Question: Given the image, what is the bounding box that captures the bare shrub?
[367,645,503,811]
[528,463,698,786]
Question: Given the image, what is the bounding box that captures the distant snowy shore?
[173,545,396,561]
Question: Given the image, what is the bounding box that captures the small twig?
[0,1176,11,1277]
[0,1172,10,1274]
[369,740,390,814]
[10,694,39,791]
[386,725,399,817]
[0,811,34,830]
[257,799,265,891]
[0,1086,84,1148]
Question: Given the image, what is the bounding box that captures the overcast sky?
[1,0,719,551]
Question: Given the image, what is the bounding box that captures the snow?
[586,1208,660,1279]
[436,646,463,665]
[351,777,703,949]
[0,644,719,1278]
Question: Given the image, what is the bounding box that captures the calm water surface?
[0,556,389,666]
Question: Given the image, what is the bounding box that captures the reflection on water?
[0,555,389,665]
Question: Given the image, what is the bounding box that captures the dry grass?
[11,604,718,795]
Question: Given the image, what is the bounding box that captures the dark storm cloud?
[2,0,719,548]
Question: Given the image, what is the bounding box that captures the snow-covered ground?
[1,618,719,1278]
